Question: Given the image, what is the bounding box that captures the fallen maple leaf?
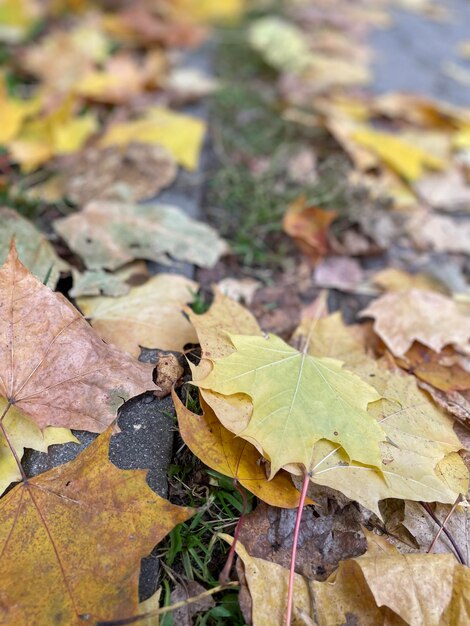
[78,274,198,357]
[283,196,337,262]
[397,343,470,392]
[0,207,69,288]
[312,530,470,626]
[173,390,304,508]
[0,429,193,625]
[352,126,445,181]
[100,106,206,171]
[54,200,228,271]
[294,313,468,515]
[48,142,177,206]
[197,332,385,476]
[231,531,470,626]
[361,289,470,357]
[0,244,156,432]
[223,535,314,626]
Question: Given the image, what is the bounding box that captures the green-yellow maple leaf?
[197,333,385,476]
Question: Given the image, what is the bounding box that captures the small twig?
[427,495,463,558]
[96,581,239,625]
[285,470,310,626]
[420,500,466,565]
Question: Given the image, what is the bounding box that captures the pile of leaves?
[1,0,470,625]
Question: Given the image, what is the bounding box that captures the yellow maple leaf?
[100,107,205,171]
[197,333,385,476]
[172,0,246,23]
[10,97,97,171]
[352,126,446,181]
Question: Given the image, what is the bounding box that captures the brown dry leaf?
[54,142,177,205]
[397,343,470,392]
[173,390,303,508]
[314,256,364,291]
[20,20,109,93]
[401,501,470,562]
[0,428,193,625]
[238,501,367,581]
[420,384,470,426]
[360,289,470,357]
[223,535,314,626]
[312,530,470,626]
[77,274,198,357]
[54,200,227,271]
[408,211,470,254]
[155,353,184,398]
[372,267,447,294]
[0,244,156,432]
[415,168,470,212]
[283,196,337,262]
[170,581,215,626]
[75,52,160,104]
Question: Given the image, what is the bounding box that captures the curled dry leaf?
[154,354,184,398]
[312,530,470,626]
[0,429,193,625]
[396,343,470,392]
[54,200,228,271]
[173,390,304,508]
[0,244,156,432]
[56,142,178,205]
[78,274,198,357]
[360,289,470,357]
[283,196,337,262]
[224,535,314,626]
[0,207,68,288]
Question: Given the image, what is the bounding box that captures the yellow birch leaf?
[352,126,446,181]
[100,107,206,171]
[197,333,385,476]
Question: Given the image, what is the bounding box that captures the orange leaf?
[0,429,193,625]
[173,390,304,509]
[0,243,156,432]
[283,196,337,262]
